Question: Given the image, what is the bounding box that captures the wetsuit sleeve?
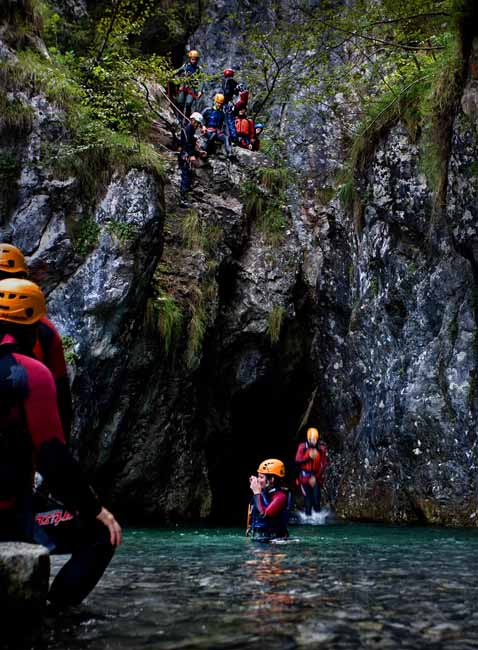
[40,318,68,381]
[20,354,66,448]
[37,439,102,519]
[295,443,311,464]
[20,355,101,519]
[253,491,287,518]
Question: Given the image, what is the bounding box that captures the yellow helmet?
[214,93,225,105]
[188,49,200,59]
[0,243,28,276]
[257,459,285,478]
[307,427,319,444]
[0,278,46,325]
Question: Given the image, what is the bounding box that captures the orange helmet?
[0,243,28,275]
[257,459,285,478]
[188,49,200,59]
[214,93,225,105]
[307,427,319,444]
[0,278,46,325]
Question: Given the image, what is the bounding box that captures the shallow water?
[4,521,478,649]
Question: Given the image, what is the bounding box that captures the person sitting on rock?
[178,112,206,208]
[0,278,122,608]
[251,123,264,151]
[246,459,290,541]
[174,49,203,123]
[201,93,233,157]
[235,108,255,150]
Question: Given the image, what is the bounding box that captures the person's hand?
[249,476,262,495]
[96,507,122,547]
[309,475,317,487]
[197,92,203,99]
[199,150,207,158]
[309,448,318,459]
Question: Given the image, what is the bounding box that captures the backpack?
[235,117,254,138]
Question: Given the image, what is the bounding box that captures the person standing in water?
[295,427,327,516]
[247,458,290,541]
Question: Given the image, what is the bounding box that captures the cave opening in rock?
[207,372,313,525]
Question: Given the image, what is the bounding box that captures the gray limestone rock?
[0,542,50,615]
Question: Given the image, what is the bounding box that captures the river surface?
[5,521,478,649]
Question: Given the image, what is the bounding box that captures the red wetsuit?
[253,490,288,517]
[33,316,72,440]
[0,335,114,607]
[0,337,99,521]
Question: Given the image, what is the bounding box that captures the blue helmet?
[255,123,264,130]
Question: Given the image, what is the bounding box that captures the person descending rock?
[201,93,233,158]
[247,458,290,541]
[221,68,239,144]
[234,82,249,114]
[251,123,264,151]
[0,278,121,608]
[178,112,206,208]
[174,49,203,123]
[295,427,327,516]
[0,243,72,441]
[235,108,255,150]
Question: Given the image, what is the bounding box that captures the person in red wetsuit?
[247,458,290,541]
[0,243,72,440]
[295,427,327,516]
[0,278,121,607]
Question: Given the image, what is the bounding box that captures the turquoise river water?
[4,522,478,649]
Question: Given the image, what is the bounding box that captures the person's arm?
[295,442,311,464]
[21,356,121,545]
[253,491,287,518]
[37,318,73,441]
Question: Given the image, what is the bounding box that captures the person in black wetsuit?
[0,278,122,608]
[178,111,205,208]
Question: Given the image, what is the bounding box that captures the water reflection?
[1,524,478,649]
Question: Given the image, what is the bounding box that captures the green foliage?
[181,209,203,249]
[419,33,464,199]
[72,217,100,256]
[61,335,78,365]
[106,220,138,242]
[0,153,20,178]
[0,91,34,133]
[186,286,206,368]
[258,166,289,192]
[147,291,183,355]
[268,304,285,344]
[257,207,288,246]
[242,161,290,246]
[0,0,43,46]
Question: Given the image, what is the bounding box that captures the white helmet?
[190,112,203,124]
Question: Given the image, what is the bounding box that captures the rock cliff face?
[1,3,478,525]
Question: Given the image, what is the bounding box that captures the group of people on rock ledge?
[169,49,265,207]
[0,243,122,609]
[247,427,328,542]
